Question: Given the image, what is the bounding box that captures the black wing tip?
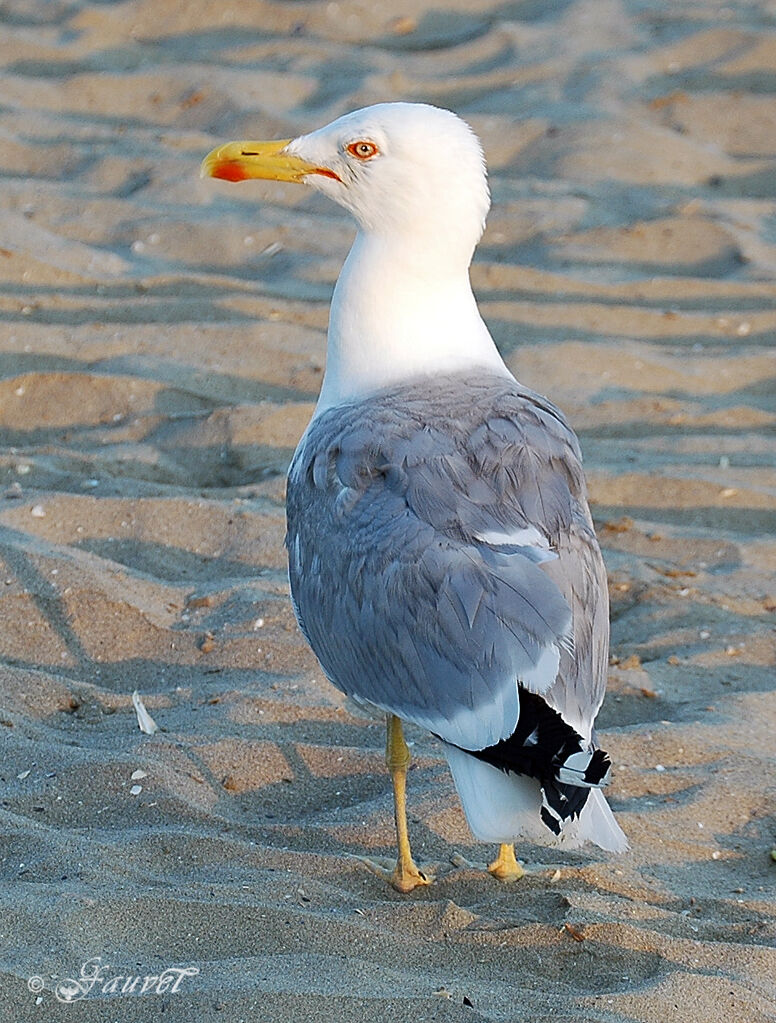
[556,748,611,788]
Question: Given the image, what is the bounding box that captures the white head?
[202,103,509,408]
[203,102,490,267]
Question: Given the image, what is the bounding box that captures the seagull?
[202,102,627,893]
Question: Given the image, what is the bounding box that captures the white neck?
[314,231,510,414]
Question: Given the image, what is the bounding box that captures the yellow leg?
[359,715,433,892]
[488,842,525,882]
[385,715,432,893]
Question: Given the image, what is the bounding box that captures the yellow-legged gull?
[202,103,627,893]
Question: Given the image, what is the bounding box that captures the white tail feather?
[444,744,627,851]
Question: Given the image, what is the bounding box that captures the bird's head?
[202,102,490,263]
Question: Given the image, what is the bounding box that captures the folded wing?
[286,372,606,752]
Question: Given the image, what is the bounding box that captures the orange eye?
[346,140,379,160]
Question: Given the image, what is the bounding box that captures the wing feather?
[286,372,607,751]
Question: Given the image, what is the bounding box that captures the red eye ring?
[346,140,379,160]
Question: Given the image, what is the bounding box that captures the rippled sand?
[1,1,775,1020]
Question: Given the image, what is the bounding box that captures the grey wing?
[541,509,610,742]
[286,375,591,751]
[460,384,610,742]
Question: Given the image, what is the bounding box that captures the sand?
[1,0,775,1020]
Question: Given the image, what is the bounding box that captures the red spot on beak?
[211,161,249,182]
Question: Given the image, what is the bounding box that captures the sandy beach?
[1,0,775,1020]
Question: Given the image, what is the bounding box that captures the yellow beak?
[200,139,336,184]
